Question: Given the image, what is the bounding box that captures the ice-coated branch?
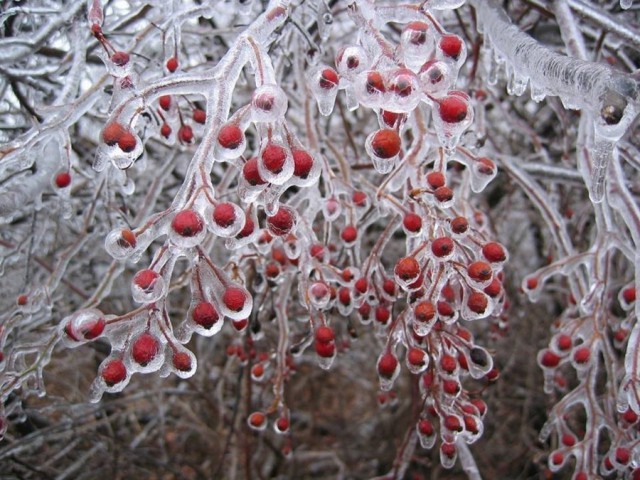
[472,0,639,134]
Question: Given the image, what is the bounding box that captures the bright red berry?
[218,124,244,149]
[213,203,236,228]
[172,209,204,237]
[159,95,171,111]
[132,333,160,366]
[407,348,426,367]
[160,123,171,138]
[341,225,358,243]
[352,191,367,207]
[439,34,463,60]
[365,71,386,94]
[262,143,287,173]
[133,269,159,292]
[248,411,266,428]
[434,186,454,203]
[573,347,590,364]
[616,447,631,465]
[102,359,127,386]
[540,349,561,368]
[192,302,219,328]
[418,418,434,436]
[623,286,636,304]
[267,207,295,236]
[440,354,457,373]
[375,305,390,324]
[556,334,572,351]
[377,353,398,378]
[319,68,339,89]
[243,157,266,186]
[293,149,313,178]
[223,287,247,312]
[315,326,335,344]
[414,301,436,322]
[437,95,468,123]
[193,109,206,124]
[119,229,137,249]
[55,172,71,189]
[179,125,193,143]
[444,415,462,432]
[371,129,401,159]
[315,340,335,358]
[166,56,178,72]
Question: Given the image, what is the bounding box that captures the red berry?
[623,286,636,304]
[556,334,572,351]
[118,131,137,152]
[371,129,401,159]
[623,408,638,424]
[119,229,137,249]
[375,305,390,324]
[365,71,386,94]
[232,319,248,331]
[248,411,266,428]
[132,333,160,366]
[484,278,502,297]
[467,261,492,282]
[440,354,457,373]
[267,207,295,236]
[438,301,454,318]
[395,257,420,281]
[17,294,28,306]
[55,172,71,189]
[525,277,538,290]
[192,302,219,328]
[293,149,313,178]
[315,326,335,344]
[408,348,426,367]
[159,95,171,111]
[166,56,178,72]
[389,69,415,97]
[418,418,434,436]
[573,347,590,364]
[338,287,351,306]
[243,157,266,186]
[443,378,460,395]
[439,34,463,60]
[102,359,127,386]
[276,417,290,432]
[352,191,367,207]
[341,225,358,243]
[237,216,255,238]
[315,340,335,357]
[173,351,192,371]
[434,186,454,203]
[616,447,631,465]
[444,415,462,432]
[414,301,436,322]
[467,291,488,314]
[431,237,454,257]
[477,157,495,175]
[102,122,126,146]
[561,434,576,447]
[218,124,243,149]
[223,287,247,312]
[438,95,468,123]
[381,110,405,127]
[309,244,325,261]
[160,123,171,138]
[427,171,445,189]
[179,125,193,143]
[540,349,561,368]
[355,278,368,294]
[377,353,398,378]
[404,21,429,45]
[133,269,159,292]
[111,51,129,66]
[172,209,204,237]
[262,143,287,173]
[403,213,422,233]
[383,279,396,297]
[551,452,564,466]
[451,216,468,234]
[213,203,236,228]
[319,68,339,89]
[482,242,506,262]
[193,108,206,124]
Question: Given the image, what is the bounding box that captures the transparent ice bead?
[386,68,422,113]
[309,66,339,116]
[218,285,253,320]
[308,282,332,310]
[335,45,368,80]
[60,308,106,347]
[419,60,452,97]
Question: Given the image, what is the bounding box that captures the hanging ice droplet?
[251,84,288,123]
[588,135,614,204]
[131,270,166,304]
[620,0,632,9]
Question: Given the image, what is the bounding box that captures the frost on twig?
[472,0,639,202]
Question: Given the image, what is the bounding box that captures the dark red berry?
[341,225,358,243]
[223,287,247,312]
[293,149,313,178]
[467,261,492,282]
[193,109,206,124]
[267,207,295,236]
[159,95,171,111]
[319,68,339,89]
[218,124,243,149]
[427,171,445,189]
[438,95,468,123]
[55,172,71,189]
[377,353,398,378]
[439,34,463,60]
[213,203,236,228]
[111,51,130,66]
[403,213,422,233]
[173,351,192,371]
[243,157,266,186]
[179,125,193,143]
[102,359,127,386]
[262,143,287,173]
[132,333,160,366]
[118,131,137,152]
[166,57,178,72]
